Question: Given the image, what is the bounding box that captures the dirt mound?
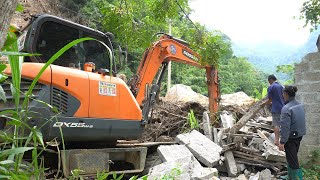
[165,84,209,108]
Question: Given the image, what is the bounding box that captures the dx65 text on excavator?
[0,14,219,177]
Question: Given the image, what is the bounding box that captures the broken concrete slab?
[224,150,238,177]
[176,130,222,167]
[261,139,286,162]
[191,167,218,180]
[213,128,219,144]
[248,137,265,151]
[147,156,195,180]
[220,110,235,128]
[157,145,194,163]
[239,126,250,134]
[155,145,219,180]
[202,111,213,140]
[259,169,272,180]
[148,155,218,180]
[256,116,272,123]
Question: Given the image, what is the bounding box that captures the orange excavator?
[0,14,219,176]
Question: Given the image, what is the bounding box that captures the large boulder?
[165,84,208,107]
[220,92,255,116]
[165,85,257,119]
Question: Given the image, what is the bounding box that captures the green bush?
[301,150,320,179]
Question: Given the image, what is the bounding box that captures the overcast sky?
[189,0,310,46]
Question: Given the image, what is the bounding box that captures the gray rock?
[202,111,213,140]
[224,151,238,177]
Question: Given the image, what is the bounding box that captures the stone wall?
[295,52,320,159]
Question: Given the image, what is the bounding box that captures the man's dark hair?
[268,75,277,81]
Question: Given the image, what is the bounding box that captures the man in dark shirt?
[266,75,285,146]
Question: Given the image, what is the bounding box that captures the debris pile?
[148,131,220,180]
[139,99,206,142]
[144,85,286,179]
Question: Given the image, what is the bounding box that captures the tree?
[276,64,295,85]
[0,0,18,49]
[300,0,320,31]
[219,57,267,97]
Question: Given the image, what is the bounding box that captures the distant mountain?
[231,30,320,74]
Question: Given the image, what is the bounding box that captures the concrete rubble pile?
[146,85,287,179]
[148,131,220,180]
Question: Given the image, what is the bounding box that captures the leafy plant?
[69,169,85,180]
[254,87,268,100]
[96,171,110,180]
[187,110,199,130]
[111,173,124,180]
[0,25,109,179]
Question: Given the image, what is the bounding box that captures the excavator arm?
[129,34,219,124]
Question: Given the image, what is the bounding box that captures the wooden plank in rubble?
[224,97,268,135]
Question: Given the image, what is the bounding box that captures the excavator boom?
[130,34,203,105]
[129,34,219,123]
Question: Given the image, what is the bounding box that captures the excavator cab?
[20,14,115,73]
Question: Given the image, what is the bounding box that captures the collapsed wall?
[294,52,320,159]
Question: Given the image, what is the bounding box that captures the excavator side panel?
[51,64,89,117]
[87,73,120,118]
[117,80,142,120]
[48,66,143,142]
